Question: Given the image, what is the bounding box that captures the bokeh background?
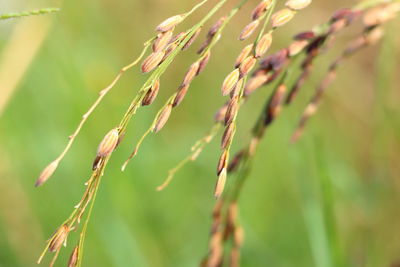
[1,0,400,266]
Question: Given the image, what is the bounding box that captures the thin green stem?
[0,8,60,20]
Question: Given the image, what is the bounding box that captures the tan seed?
[214,168,227,198]
[173,85,189,107]
[141,51,165,73]
[68,246,79,267]
[208,16,227,37]
[183,27,202,51]
[214,103,228,123]
[152,31,173,52]
[49,225,69,252]
[252,0,273,20]
[35,160,59,187]
[225,96,239,126]
[239,20,260,41]
[182,62,200,86]
[285,0,312,11]
[163,43,178,61]
[230,78,244,98]
[235,44,253,68]
[288,40,309,56]
[153,104,172,133]
[271,8,296,28]
[97,128,119,157]
[142,79,160,106]
[221,123,236,149]
[255,32,273,58]
[244,73,270,96]
[239,56,256,77]
[197,51,211,75]
[221,69,240,96]
[156,14,185,32]
[217,150,228,175]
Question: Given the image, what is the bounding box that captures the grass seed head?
[182,61,200,86]
[225,96,239,126]
[141,51,165,73]
[97,128,119,157]
[285,0,312,11]
[221,69,240,96]
[252,0,273,20]
[68,246,79,267]
[221,123,236,149]
[173,84,189,107]
[156,14,185,32]
[214,168,227,198]
[255,32,273,58]
[239,20,260,41]
[239,56,257,77]
[197,51,211,75]
[35,160,59,187]
[235,44,254,68]
[153,31,173,52]
[153,104,172,133]
[49,225,69,252]
[183,27,202,51]
[142,79,160,106]
[271,8,296,28]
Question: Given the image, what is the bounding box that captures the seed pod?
[294,31,315,40]
[182,62,200,86]
[183,28,202,51]
[244,73,270,96]
[230,78,244,98]
[49,225,69,252]
[169,31,186,44]
[153,104,172,133]
[141,51,165,73]
[227,150,244,173]
[197,37,212,54]
[221,123,236,149]
[197,51,211,75]
[255,32,273,58]
[156,14,185,32]
[208,16,227,37]
[239,20,260,41]
[68,246,79,267]
[217,150,228,175]
[142,79,160,106]
[152,31,173,52]
[235,44,253,68]
[285,0,312,11]
[221,69,240,96]
[35,160,59,187]
[252,0,273,20]
[97,128,119,157]
[288,40,308,56]
[215,103,228,123]
[239,56,256,77]
[271,8,296,28]
[173,85,189,107]
[225,96,239,126]
[215,168,227,198]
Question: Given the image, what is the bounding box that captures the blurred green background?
[1,0,400,266]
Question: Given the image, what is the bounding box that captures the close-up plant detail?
[1,0,399,266]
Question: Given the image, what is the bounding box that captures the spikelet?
[271,8,296,28]
[221,69,240,96]
[244,73,270,96]
[141,51,165,73]
[235,44,253,68]
[252,0,273,20]
[97,128,119,157]
[197,51,211,75]
[182,62,200,86]
[35,160,59,187]
[214,168,227,198]
[225,95,239,125]
[255,32,273,58]
[68,246,79,267]
[215,103,229,123]
[288,40,309,56]
[153,104,172,133]
[230,78,244,98]
[217,150,228,175]
[221,123,236,149]
[173,85,189,107]
[239,56,256,77]
[239,20,260,41]
[153,31,173,52]
[285,0,312,11]
[49,225,69,252]
[183,27,202,50]
[208,16,227,37]
[142,79,160,106]
[294,31,315,40]
[156,14,185,32]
